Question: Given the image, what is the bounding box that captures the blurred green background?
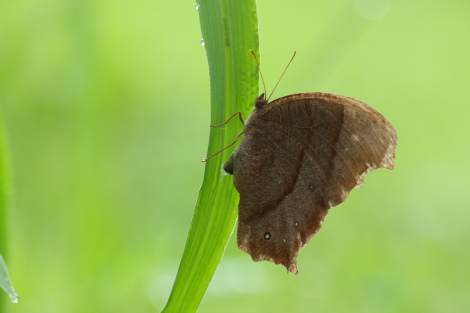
[1,0,469,312]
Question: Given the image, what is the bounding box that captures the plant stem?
[161,0,259,312]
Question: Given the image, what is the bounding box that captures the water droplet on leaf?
[10,293,19,303]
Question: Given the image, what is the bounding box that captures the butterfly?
[203,52,397,274]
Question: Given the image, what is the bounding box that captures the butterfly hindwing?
[224,92,397,274]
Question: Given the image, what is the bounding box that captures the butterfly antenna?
[249,49,267,97]
[267,51,296,101]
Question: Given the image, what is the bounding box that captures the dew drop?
[338,169,343,174]
[10,293,19,303]
[309,185,314,190]
[264,232,271,240]
[283,238,286,244]
[200,39,205,46]
[195,3,200,9]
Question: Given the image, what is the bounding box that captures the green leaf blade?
[162,0,259,312]
[0,112,17,306]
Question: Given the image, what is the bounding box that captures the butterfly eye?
[264,232,271,240]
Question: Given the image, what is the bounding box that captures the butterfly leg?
[201,131,244,163]
[210,111,245,127]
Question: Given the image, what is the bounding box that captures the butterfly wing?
[224,92,397,274]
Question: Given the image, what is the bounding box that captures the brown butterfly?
[204,52,398,274]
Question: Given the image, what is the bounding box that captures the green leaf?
[0,255,18,304]
[0,113,18,306]
[161,0,259,312]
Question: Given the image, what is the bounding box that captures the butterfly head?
[255,93,269,109]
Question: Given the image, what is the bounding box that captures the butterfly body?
[224,92,397,274]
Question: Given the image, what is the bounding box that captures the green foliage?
[0,255,19,305]
[1,0,470,312]
[162,1,259,312]
[0,114,10,309]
